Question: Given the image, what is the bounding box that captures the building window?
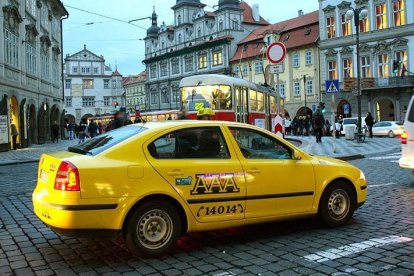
[294,82,301,97]
[82,97,95,107]
[93,67,98,74]
[65,97,72,107]
[72,66,78,73]
[233,65,240,77]
[213,51,222,66]
[341,13,351,36]
[185,56,193,72]
[328,60,337,80]
[41,52,50,80]
[150,64,157,78]
[151,90,158,105]
[81,67,90,73]
[375,3,387,30]
[343,58,353,78]
[393,0,406,26]
[279,83,286,97]
[82,79,94,89]
[172,87,180,103]
[293,53,300,67]
[254,61,263,74]
[395,50,407,75]
[112,79,117,88]
[326,16,336,38]
[5,29,19,67]
[104,79,110,89]
[377,54,388,78]
[242,64,248,76]
[171,59,179,74]
[306,80,313,95]
[305,50,312,65]
[361,56,371,78]
[198,53,207,69]
[26,0,36,17]
[65,79,71,89]
[161,87,169,104]
[104,97,110,106]
[232,18,238,30]
[249,90,264,112]
[26,43,36,75]
[177,14,181,25]
[219,20,223,31]
[360,16,369,33]
[160,62,168,77]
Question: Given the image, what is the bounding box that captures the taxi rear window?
[68,125,147,155]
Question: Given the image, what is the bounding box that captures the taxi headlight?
[359,170,366,181]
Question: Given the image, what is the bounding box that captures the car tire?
[319,182,356,227]
[388,131,395,138]
[125,200,181,258]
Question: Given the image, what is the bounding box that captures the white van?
[399,96,414,171]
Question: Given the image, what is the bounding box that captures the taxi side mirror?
[293,150,303,160]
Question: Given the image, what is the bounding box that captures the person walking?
[78,120,87,144]
[51,121,60,143]
[365,112,375,138]
[68,121,76,140]
[88,119,98,138]
[113,111,126,129]
[10,121,18,150]
[312,108,325,143]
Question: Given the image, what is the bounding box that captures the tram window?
[257,92,264,112]
[250,90,258,111]
[229,127,292,160]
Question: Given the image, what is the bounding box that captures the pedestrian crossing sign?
[325,80,339,94]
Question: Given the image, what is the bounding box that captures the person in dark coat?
[112,111,126,129]
[10,121,18,150]
[51,121,60,143]
[365,112,375,138]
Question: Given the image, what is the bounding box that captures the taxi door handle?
[246,168,260,175]
[168,170,184,176]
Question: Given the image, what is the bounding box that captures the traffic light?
[393,60,400,75]
[320,102,326,113]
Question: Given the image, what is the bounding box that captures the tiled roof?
[231,11,319,62]
[241,1,269,26]
[122,71,147,86]
[112,69,122,76]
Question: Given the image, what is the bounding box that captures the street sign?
[135,105,140,112]
[269,64,284,74]
[325,80,339,94]
[266,42,286,64]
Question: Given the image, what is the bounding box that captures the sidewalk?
[0,135,401,166]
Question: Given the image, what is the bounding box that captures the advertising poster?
[0,115,9,144]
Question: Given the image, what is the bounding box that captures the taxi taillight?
[401,130,408,144]
[54,161,80,191]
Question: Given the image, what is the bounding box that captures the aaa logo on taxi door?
[190,173,240,195]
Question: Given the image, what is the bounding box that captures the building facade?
[143,0,268,112]
[319,0,414,122]
[123,71,147,114]
[0,0,68,151]
[230,10,320,119]
[63,45,123,123]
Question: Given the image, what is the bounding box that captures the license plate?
[40,170,49,183]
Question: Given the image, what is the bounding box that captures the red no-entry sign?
[266,42,286,64]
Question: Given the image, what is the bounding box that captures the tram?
[179,74,284,131]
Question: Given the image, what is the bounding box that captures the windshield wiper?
[68,146,92,155]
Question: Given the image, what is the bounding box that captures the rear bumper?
[48,225,121,239]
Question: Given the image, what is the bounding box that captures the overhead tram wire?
[64,5,148,30]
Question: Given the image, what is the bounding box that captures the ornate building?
[0,0,68,151]
[63,45,123,123]
[143,0,268,112]
[319,0,414,121]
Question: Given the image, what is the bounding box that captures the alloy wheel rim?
[328,189,350,220]
[137,209,173,250]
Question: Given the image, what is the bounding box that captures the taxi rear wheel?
[319,182,356,227]
[125,200,181,258]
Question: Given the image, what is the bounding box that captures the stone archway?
[375,98,395,121]
[29,104,37,145]
[9,96,20,148]
[38,102,49,144]
[296,106,312,118]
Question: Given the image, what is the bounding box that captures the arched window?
[219,20,223,31]
[197,27,201,37]
[178,14,181,25]
[178,34,182,44]
[232,18,238,30]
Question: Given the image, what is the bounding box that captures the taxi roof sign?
[197,108,215,117]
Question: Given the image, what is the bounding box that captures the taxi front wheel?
[319,182,356,227]
[125,200,181,258]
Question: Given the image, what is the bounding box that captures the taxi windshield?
[68,125,147,155]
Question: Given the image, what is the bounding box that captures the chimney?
[252,4,260,22]
[298,10,304,16]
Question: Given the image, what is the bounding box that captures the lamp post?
[346,6,368,136]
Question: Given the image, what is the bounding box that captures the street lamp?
[346,6,368,136]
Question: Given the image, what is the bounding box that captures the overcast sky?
[62,0,319,76]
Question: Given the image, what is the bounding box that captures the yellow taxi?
[33,121,366,258]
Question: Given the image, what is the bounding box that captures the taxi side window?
[148,127,230,159]
[229,127,292,159]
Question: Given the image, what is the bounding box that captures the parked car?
[372,121,403,137]
[33,121,367,258]
[400,96,414,172]
[342,117,367,134]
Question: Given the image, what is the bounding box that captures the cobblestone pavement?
[0,151,413,275]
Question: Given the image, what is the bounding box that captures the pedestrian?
[365,112,374,138]
[312,108,325,143]
[10,120,18,150]
[88,119,98,138]
[113,111,126,129]
[68,121,76,140]
[78,120,87,144]
[51,121,60,143]
[178,110,188,120]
